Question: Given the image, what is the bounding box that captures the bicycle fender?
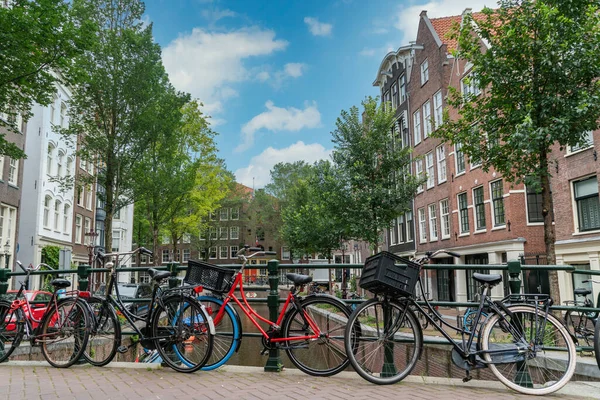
[302,293,354,312]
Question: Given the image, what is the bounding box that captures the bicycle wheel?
[196,296,240,371]
[344,297,422,385]
[281,294,351,376]
[84,296,121,366]
[564,310,594,347]
[594,315,600,370]
[152,295,213,373]
[481,305,576,395]
[0,300,24,363]
[417,308,428,329]
[464,309,487,335]
[39,298,90,368]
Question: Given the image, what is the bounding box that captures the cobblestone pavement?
[0,362,598,400]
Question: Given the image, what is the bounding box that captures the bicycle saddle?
[286,273,313,286]
[51,279,71,289]
[575,288,592,296]
[148,268,171,282]
[472,273,502,286]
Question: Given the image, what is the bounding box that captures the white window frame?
[209,227,217,240]
[84,217,91,241]
[219,246,228,259]
[473,186,486,231]
[440,199,450,239]
[455,142,465,175]
[162,249,170,263]
[418,208,427,243]
[461,71,481,97]
[54,200,61,230]
[63,204,70,233]
[420,59,429,85]
[428,204,438,241]
[230,207,240,220]
[220,208,228,221]
[425,152,435,189]
[406,211,414,242]
[7,158,17,186]
[436,145,447,183]
[230,226,240,240]
[415,159,424,193]
[458,192,470,234]
[399,74,406,103]
[46,144,54,175]
[391,83,398,109]
[75,215,82,244]
[86,184,93,210]
[230,245,239,259]
[423,101,432,139]
[490,179,506,227]
[413,109,422,145]
[43,196,52,229]
[209,247,217,259]
[0,156,3,179]
[219,226,228,240]
[183,249,190,262]
[282,246,291,260]
[433,90,443,128]
[568,131,594,154]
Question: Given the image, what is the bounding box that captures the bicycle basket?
[184,259,235,293]
[359,251,421,298]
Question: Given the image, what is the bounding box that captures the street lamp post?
[4,240,11,270]
[84,230,99,290]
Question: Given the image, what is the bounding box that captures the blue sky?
[145,0,489,188]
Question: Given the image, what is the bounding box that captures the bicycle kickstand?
[463,370,472,383]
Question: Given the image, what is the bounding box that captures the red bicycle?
[193,246,353,375]
[0,261,92,368]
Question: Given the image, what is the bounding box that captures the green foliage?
[40,246,60,292]
[331,97,422,249]
[0,0,94,158]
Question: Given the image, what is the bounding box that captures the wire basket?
[359,251,421,298]
[184,259,235,293]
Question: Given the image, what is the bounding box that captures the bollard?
[264,259,283,372]
[77,265,90,292]
[168,262,180,288]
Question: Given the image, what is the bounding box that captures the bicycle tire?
[281,294,351,376]
[481,305,576,395]
[595,314,600,370]
[196,295,241,371]
[0,300,24,363]
[152,294,213,373]
[564,309,594,347]
[84,296,121,366]
[39,298,91,368]
[463,308,487,335]
[344,297,422,385]
[417,308,428,330]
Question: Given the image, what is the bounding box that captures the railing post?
[77,265,89,292]
[264,259,283,372]
[507,260,522,295]
[0,267,8,295]
[168,262,180,288]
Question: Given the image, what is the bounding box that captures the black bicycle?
[83,247,214,373]
[344,249,576,395]
[564,279,598,349]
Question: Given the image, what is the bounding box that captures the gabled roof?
[428,11,486,52]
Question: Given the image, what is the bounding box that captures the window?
[114,207,121,219]
[80,156,87,171]
[209,227,217,240]
[7,158,17,185]
[413,110,422,145]
[568,131,594,153]
[392,83,398,109]
[383,90,391,110]
[230,245,239,259]
[455,142,465,174]
[50,98,56,124]
[43,196,52,228]
[433,91,443,128]
[57,151,64,177]
[0,156,3,179]
[182,234,191,244]
[406,211,414,242]
[428,204,438,241]
[398,215,405,243]
[230,226,239,240]
[84,218,91,241]
[46,144,54,175]
[473,186,486,231]
[436,145,447,183]
[425,152,434,189]
[415,159,424,193]
[220,208,228,221]
[526,183,544,223]
[75,215,82,243]
[390,220,398,245]
[461,72,481,98]
[66,157,73,177]
[230,207,239,220]
[60,103,67,128]
[458,192,469,234]
[77,187,84,207]
[420,59,429,85]
[282,247,290,260]
[491,180,506,226]
[86,184,93,210]
[162,249,170,263]
[418,208,427,243]
[574,176,600,231]
[209,212,216,221]
[209,247,217,259]
[399,75,406,102]
[112,230,120,252]
[423,101,432,138]
[220,246,228,259]
[54,200,61,230]
[219,226,228,240]
[183,249,190,262]
[63,204,70,232]
[440,199,450,239]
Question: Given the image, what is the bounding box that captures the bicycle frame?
[212,270,322,344]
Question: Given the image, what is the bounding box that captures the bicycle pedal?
[116,345,128,354]
[463,375,472,383]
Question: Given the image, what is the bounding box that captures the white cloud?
[235,141,332,188]
[201,8,236,22]
[395,0,491,43]
[283,63,305,78]
[359,43,396,57]
[304,17,333,37]
[162,27,288,116]
[256,71,270,82]
[255,63,307,87]
[235,100,321,153]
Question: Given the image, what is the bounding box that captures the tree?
[434,1,600,303]
[0,0,93,158]
[331,97,421,250]
[64,0,170,252]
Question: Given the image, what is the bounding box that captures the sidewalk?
[0,361,598,400]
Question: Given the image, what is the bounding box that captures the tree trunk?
[540,150,560,306]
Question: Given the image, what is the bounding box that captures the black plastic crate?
[184,259,235,293]
[359,251,421,298]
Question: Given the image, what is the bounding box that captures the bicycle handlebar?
[16,260,52,272]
